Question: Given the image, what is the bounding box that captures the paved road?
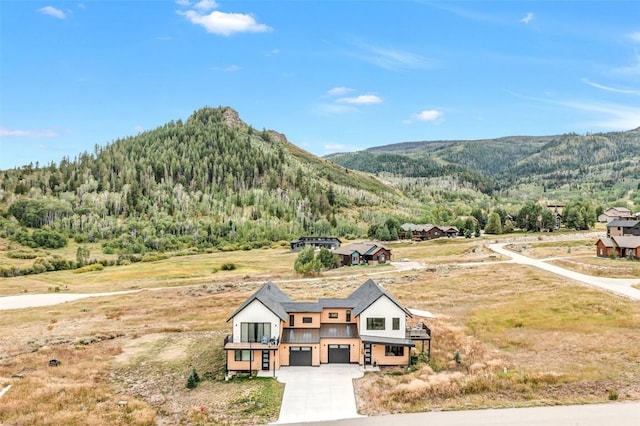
[0,290,139,311]
[488,243,640,300]
[301,402,640,426]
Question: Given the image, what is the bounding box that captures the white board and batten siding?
[232,300,280,342]
[359,295,407,339]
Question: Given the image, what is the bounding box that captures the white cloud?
[133,125,145,133]
[38,6,66,19]
[0,127,59,138]
[581,78,640,95]
[175,0,191,6]
[520,12,534,24]
[560,100,640,130]
[178,10,271,36]
[337,95,382,104]
[628,32,640,43]
[352,41,439,71]
[323,143,353,153]
[193,0,217,11]
[327,87,354,97]
[413,109,443,121]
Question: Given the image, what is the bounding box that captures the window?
[302,317,313,324]
[392,317,400,330]
[385,345,404,356]
[289,315,295,327]
[234,350,254,361]
[346,310,351,322]
[240,322,271,343]
[328,312,339,319]
[366,317,385,330]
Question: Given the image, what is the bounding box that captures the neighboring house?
[333,242,392,266]
[290,237,341,251]
[607,220,640,237]
[598,207,635,223]
[224,279,430,375]
[400,223,457,241]
[546,205,564,229]
[596,236,640,259]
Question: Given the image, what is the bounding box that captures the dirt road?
[488,243,640,300]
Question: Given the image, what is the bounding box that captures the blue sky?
[1,1,639,169]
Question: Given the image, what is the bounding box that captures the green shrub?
[221,262,236,271]
[186,368,201,389]
[6,250,37,259]
[73,264,105,274]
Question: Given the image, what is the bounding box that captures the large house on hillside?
[223,279,431,375]
[332,242,392,266]
[598,207,635,223]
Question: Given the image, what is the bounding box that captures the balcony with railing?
[223,334,280,350]
[406,322,431,340]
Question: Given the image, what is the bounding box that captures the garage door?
[289,346,312,366]
[328,344,350,363]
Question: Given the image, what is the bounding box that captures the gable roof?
[228,279,412,323]
[226,281,292,322]
[612,236,640,249]
[333,242,389,256]
[596,237,616,248]
[347,278,412,317]
[605,207,631,214]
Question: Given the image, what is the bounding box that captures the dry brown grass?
[2,236,640,422]
[548,257,640,278]
[354,263,640,413]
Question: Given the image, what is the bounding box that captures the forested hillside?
[326,128,640,206]
[0,107,417,261]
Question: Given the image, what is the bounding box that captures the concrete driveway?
[267,364,365,424]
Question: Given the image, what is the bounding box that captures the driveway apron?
[271,364,365,424]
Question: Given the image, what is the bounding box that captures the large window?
[302,317,313,324]
[366,317,385,330]
[240,322,271,343]
[392,318,400,330]
[385,345,404,356]
[234,350,254,361]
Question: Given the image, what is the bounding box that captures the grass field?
[1,234,640,423]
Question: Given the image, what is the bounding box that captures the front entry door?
[262,350,270,370]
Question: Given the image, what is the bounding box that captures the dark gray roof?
[226,282,292,322]
[281,302,323,313]
[347,279,412,317]
[608,220,640,227]
[318,298,356,308]
[320,324,359,338]
[359,334,415,346]
[291,236,341,244]
[229,279,411,323]
[281,328,320,343]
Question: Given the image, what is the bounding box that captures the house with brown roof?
[596,236,640,259]
[332,242,391,266]
[223,279,430,375]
